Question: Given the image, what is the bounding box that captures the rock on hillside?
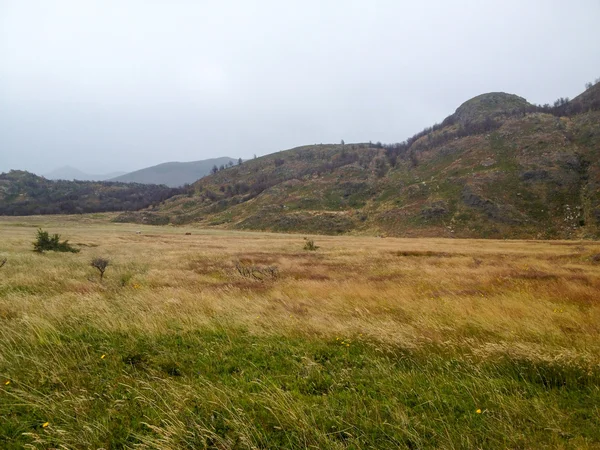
[452,92,531,125]
[116,88,600,239]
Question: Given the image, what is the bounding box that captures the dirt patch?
[367,273,402,282]
[506,269,559,281]
[391,250,465,258]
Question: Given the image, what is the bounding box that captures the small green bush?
[119,272,133,287]
[33,229,79,253]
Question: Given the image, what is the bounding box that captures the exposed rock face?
[520,170,549,182]
[421,201,449,219]
[462,187,501,219]
[461,187,523,225]
[453,92,531,125]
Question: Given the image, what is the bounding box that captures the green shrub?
[119,271,133,287]
[303,238,319,251]
[33,229,79,253]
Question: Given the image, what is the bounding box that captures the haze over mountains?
[109,157,238,187]
[43,157,239,187]
[44,166,126,181]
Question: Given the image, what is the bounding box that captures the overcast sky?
[1,0,599,175]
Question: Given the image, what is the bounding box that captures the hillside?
[3,219,599,448]
[0,170,184,216]
[109,157,238,187]
[117,84,600,239]
[44,166,126,181]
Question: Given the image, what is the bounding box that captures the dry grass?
[2,216,599,355]
[1,215,599,448]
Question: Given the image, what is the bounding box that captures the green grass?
[3,326,598,449]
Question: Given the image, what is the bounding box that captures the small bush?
[119,272,133,287]
[234,261,279,280]
[33,229,79,253]
[303,238,319,251]
[91,257,110,280]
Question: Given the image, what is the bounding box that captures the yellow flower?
[101,354,106,359]
[42,422,49,428]
[476,409,482,414]
[4,380,9,385]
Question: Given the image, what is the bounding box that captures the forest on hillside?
[0,170,186,215]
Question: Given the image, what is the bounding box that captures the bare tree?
[91,257,109,280]
[0,258,6,269]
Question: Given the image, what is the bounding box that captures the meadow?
[0,215,599,449]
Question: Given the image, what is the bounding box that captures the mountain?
[0,170,184,217]
[44,166,126,181]
[116,83,600,239]
[109,157,238,187]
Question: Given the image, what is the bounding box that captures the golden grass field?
[1,214,599,449]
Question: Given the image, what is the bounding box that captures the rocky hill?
[116,83,600,239]
[0,171,184,216]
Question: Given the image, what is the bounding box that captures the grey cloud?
[1,0,599,174]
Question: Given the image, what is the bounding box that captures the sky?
[1,0,599,175]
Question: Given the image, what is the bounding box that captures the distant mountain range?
[108,157,238,187]
[43,157,239,187]
[44,166,126,181]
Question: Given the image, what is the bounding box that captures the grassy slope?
[1,216,600,448]
[118,89,600,239]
